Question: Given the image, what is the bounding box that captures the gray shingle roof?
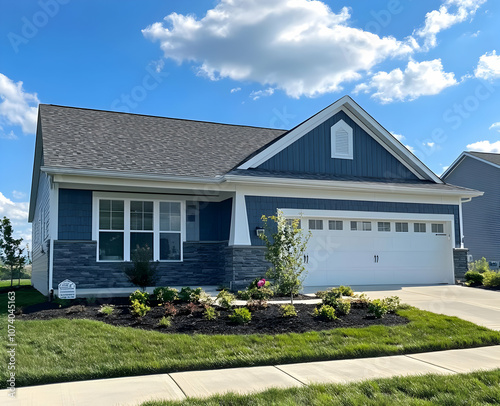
[468,151,500,166]
[39,105,286,178]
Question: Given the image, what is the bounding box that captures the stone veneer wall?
[453,248,469,281]
[224,246,269,291]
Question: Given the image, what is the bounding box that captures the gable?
[257,110,419,181]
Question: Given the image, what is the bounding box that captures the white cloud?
[230,87,241,93]
[414,0,486,50]
[0,129,17,140]
[150,58,165,73]
[0,73,39,134]
[0,192,31,245]
[490,122,500,132]
[354,59,457,103]
[250,87,275,100]
[405,144,416,153]
[441,165,450,175]
[12,190,27,200]
[425,142,435,148]
[475,50,500,80]
[466,140,500,153]
[142,0,413,98]
[391,132,405,141]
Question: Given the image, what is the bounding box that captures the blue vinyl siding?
[443,156,500,261]
[258,110,418,180]
[58,189,92,240]
[246,196,460,246]
[199,198,232,241]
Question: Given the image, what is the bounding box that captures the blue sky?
[1,0,500,245]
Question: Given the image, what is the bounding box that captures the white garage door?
[295,213,455,286]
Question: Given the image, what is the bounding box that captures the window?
[378,222,391,232]
[97,197,183,262]
[432,223,444,233]
[329,220,343,230]
[414,223,426,233]
[331,120,353,160]
[395,222,409,232]
[286,219,302,229]
[309,219,323,230]
[351,221,372,231]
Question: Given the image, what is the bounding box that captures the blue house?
[442,151,498,264]
[29,96,480,296]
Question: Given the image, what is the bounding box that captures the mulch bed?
[19,299,408,335]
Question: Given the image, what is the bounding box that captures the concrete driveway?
[353,285,500,331]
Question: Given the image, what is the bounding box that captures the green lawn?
[0,279,32,288]
[142,369,500,405]
[1,287,500,389]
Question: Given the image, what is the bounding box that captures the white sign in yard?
[58,279,76,299]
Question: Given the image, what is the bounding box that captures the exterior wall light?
[255,227,265,237]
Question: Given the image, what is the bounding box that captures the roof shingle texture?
[468,151,500,166]
[39,105,286,178]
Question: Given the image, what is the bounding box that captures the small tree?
[123,245,159,291]
[259,211,310,304]
[0,217,26,287]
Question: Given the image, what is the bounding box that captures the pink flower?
[257,279,266,288]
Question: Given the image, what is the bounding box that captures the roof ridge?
[39,104,287,132]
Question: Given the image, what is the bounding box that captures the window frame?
[308,219,323,230]
[351,221,372,231]
[414,223,427,233]
[377,221,391,232]
[431,223,445,234]
[328,220,343,231]
[93,193,185,263]
[395,222,409,233]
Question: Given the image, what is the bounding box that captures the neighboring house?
[29,96,480,296]
[442,151,499,264]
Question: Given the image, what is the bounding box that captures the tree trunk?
[290,293,294,306]
[10,265,13,287]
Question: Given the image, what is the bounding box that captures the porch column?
[229,191,251,246]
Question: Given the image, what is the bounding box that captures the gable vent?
[331,120,353,160]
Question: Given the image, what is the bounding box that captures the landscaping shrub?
[130,299,150,317]
[236,290,252,300]
[185,302,199,315]
[229,307,252,324]
[178,287,207,303]
[163,302,177,317]
[153,287,178,303]
[368,299,388,318]
[246,299,268,311]
[158,316,171,328]
[334,299,351,316]
[319,288,342,306]
[338,285,354,296]
[178,287,193,302]
[65,305,85,314]
[383,296,401,313]
[204,306,219,321]
[314,304,337,320]
[130,290,149,306]
[483,271,500,287]
[280,304,298,317]
[123,245,159,289]
[216,290,235,310]
[99,304,114,316]
[465,271,484,285]
[468,257,490,273]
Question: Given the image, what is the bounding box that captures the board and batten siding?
[444,156,500,261]
[58,189,93,240]
[31,172,51,295]
[257,111,418,180]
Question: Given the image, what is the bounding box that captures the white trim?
[459,199,465,248]
[48,180,58,293]
[331,119,353,160]
[229,190,251,246]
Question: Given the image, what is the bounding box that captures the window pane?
[432,223,444,233]
[99,232,124,260]
[309,219,323,230]
[100,200,124,230]
[362,222,372,231]
[130,201,153,231]
[100,200,110,211]
[99,211,110,230]
[414,223,426,233]
[130,233,154,260]
[329,220,343,230]
[396,222,408,232]
[378,222,390,232]
[350,221,357,231]
[160,233,181,260]
[160,202,181,231]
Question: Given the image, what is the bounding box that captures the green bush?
[153,287,178,303]
[99,304,114,316]
[216,290,235,310]
[280,304,298,317]
[229,307,252,324]
[368,299,388,318]
[319,288,342,306]
[130,290,149,306]
[204,306,219,321]
[465,271,485,284]
[334,299,351,316]
[313,305,337,320]
[178,287,193,302]
[130,299,150,317]
[178,287,206,303]
[123,245,158,289]
[338,285,354,296]
[483,271,500,287]
[236,290,252,300]
[383,296,401,312]
[158,316,171,328]
[469,257,490,273]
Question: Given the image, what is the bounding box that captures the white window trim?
[331,119,353,160]
[92,192,186,263]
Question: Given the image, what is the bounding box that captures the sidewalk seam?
[404,355,459,374]
[167,374,188,400]
[273,366,307,386]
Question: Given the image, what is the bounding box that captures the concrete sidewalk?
[3,345,500,406]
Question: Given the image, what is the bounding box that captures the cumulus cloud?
[142,0,413,98]
[475,50,500,80]
[414,0,486,50]
[12,190,27,200]
[490,122,500,132]
[467,140,500,153]
[391,132,405,142]
[250,88,274,100]
[354,59,457,103]
[0,73,39,134]
[0,192,31,245]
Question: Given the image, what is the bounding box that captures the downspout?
[48,177,59,297]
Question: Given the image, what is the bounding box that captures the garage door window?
[351,221,372,231]
[309,220,323,230]
[432,223,444,233]
[329,220,343,230]
[414,223,426,233]
[395,222,408,232]
[286,219,302,229]
[378,222,391,232]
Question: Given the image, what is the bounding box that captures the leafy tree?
[0,216,26,287]
[259,211,310,304]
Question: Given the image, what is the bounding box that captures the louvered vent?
[335,129,349,156]
[331,119,353,160]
